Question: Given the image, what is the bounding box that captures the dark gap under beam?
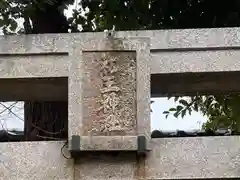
[0,77,68,101]
[151,71,240,97]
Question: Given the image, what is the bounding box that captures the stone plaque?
[68,38,150,152]
[82,52,136,136]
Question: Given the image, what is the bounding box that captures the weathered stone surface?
[79,136,137,151]
[2,28,240,53]
[1,28,240,78]
[146,137,240,179]
[1,29,240,104]
[0,54,69,78]
[151,50,240,74]
[82,52,137,136]
[0,141,73,180]
[2,28,240,179]
[68,38,150,146]
[74,152,138,180]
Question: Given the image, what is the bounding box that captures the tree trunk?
[23,1,70,141]
[23,0,71,34]
[24,101,68,141]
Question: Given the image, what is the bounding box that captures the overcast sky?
[0,1,208,132]
[0,98,207,132]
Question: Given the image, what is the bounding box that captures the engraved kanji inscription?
[82,52,136,136]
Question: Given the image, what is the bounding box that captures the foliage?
[2,0,240,130]
[164,94,240,131]
[3,0,240,34]
[0,0,75,34]
[79,0,240,31]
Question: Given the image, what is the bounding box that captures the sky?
[0,1,208,132]
[151,98,207,132]
[0,98,207,132]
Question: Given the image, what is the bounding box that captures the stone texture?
[146,137,240,179]
[0,35,151,141]
[82,52,137,136]
[136,45,151,141]
[0,34,70,54]
[68,38,150,146]
[2,28,240,179]
[68,48,83,145]
[0,55,69,78]
[79,136,137,151]
[2,28,240,78]
[117,27,240,50]
[0,141,73,180]
[2,28,240,53]
[74,152,138,180]
[151,50,240,74]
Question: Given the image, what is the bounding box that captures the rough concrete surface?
[151,50,240,74]
[0,55,69,78]
[79,136,138,151]
[2,27,240,52]
[68,37,151,150]
[1,28,240,179]
[82,51,137,136]
[0,141,73,180]
[74,152,139,180]
[147,137,240,179]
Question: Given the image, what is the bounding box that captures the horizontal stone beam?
[0,54,69,79]
[151,49,240,74]
[3,136,238,180]
[0,141,73,180]
[1,28,240,99]
[147,136,240,179]
[1,28,240,77]
[117,27,240,50]
[1,27,240,52]
[74,136,240,179]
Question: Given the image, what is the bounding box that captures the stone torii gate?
[0,28,240,179]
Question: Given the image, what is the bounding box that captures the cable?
[61,141,72,159]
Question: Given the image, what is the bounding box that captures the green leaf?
[173,112,179,118]
[9,19,17,31]
[174,96,179,102]
[0,1,8,10]
[169,108,176,111]
[179,99,189,106]
[176,105,184,111]
[181,109,187,118]
[0,19,4,27]
[163,111,169,114]
[193,103,198,111]
[188,108,192,115]
[167,96,172,100]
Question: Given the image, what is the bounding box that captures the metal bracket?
[69,135,80,158]
[69,135,149,158]
[137,135,148,156]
